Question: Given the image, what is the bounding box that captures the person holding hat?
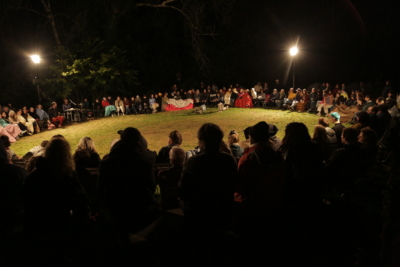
[235,121,285,227]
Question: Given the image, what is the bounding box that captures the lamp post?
[30,55,41,104]
[289,47,298,88]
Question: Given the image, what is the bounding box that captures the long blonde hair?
[77,136,97,153]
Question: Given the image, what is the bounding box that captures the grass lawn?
[11,107,350,158]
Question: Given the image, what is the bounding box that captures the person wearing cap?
[235,121,285,226]
[330,112,345,148]
[47,102,65,127]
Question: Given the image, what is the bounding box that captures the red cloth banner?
[165,103,194,111]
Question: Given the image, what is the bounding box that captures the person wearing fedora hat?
[235,121,285,226]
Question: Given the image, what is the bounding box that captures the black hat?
[249,121,270,143]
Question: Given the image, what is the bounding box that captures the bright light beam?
[31,55,41,63]
[289,47,298,56]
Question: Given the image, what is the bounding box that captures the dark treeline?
[0,0,399,107]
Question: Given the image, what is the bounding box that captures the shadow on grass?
[183,110,220,116]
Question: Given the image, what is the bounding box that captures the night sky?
[0,0,399,106]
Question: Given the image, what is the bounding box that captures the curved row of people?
[2,110,390,234]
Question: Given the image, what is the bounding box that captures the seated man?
[179,123,237,227]
[36,105,49,121]
[47,102,65,127]
[98,127,158,232]
[158,147,185,210]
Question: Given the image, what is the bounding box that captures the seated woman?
[102,97,116,117]
[275,89,286,109]
[224,89,232,109]
[22,108,39,133]
[270,89,279,107]
[149,94,158,113]
[0,135,21,162]
[161,93,168,111]
[115,96,125,116]
[0,114,21,142]
[227,130,244,158]
[312,125,331,162]
[302,89,310,110]
[201,89,209,106]
[123,97,131,115]
[235,89,254,108]
[23,138,89,236]
[142,95,151,113]
[16,109,35,135]
[28,107,43,130]
[194,90,201,107]
[317,91,333,116]
[94,99,102,117]
[216,93,226,112]
[7,110,28,134]
[62,99,72,113]
[76,136,101,168]
[129,96,137,114]
[134,95,143,113]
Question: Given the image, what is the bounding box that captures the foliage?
[44,41,139,102]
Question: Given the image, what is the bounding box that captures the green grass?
[11,108,350,157]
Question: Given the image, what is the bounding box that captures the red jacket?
[101,100,110,107]
[236,143,285,215]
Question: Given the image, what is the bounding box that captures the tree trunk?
[40,0,62,49]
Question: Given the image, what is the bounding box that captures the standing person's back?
[179,123,237,227]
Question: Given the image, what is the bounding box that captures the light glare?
[31,55,41,63]
[289,47,298,56]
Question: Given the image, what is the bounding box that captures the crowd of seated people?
[2,80,398,147]
[2,103,400,265]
